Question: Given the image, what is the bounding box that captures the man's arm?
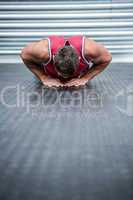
[20,43,64,87]
[81,39,112,81]
[20,55,48,83]
[20,42,48,82]
[65,39,112,87]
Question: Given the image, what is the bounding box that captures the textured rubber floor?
[0,63,133,200]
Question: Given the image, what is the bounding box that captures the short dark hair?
[54,46,79,78]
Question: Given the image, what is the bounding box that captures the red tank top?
[42,35,94,79]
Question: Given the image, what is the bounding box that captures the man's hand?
[42,77,64,87]
[64,77,89,87]
[42,77,88,88]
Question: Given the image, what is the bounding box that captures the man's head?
[53,46,79,79]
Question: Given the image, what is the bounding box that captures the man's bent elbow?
[20,48,31,69]
[103,52,112,65]
[108,52,112,62]
[106,51,112,63]
[20,48,27,60]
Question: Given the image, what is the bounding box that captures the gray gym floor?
[0,63,133,200]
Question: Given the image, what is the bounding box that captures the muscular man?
[20,35,112,87]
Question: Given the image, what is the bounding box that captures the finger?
[66,84,72,87]
[52,83,60,87]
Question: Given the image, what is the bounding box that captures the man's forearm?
[82,61,110,81]
[21,58,64,87]
[22,58,48,82]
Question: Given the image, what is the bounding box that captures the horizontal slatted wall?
[0,0,133,63]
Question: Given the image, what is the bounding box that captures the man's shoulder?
[20,38,50,64]
[84,36,104,60]
[84,37,97,55]
[36,39,49,60]
[23,39,49,63]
